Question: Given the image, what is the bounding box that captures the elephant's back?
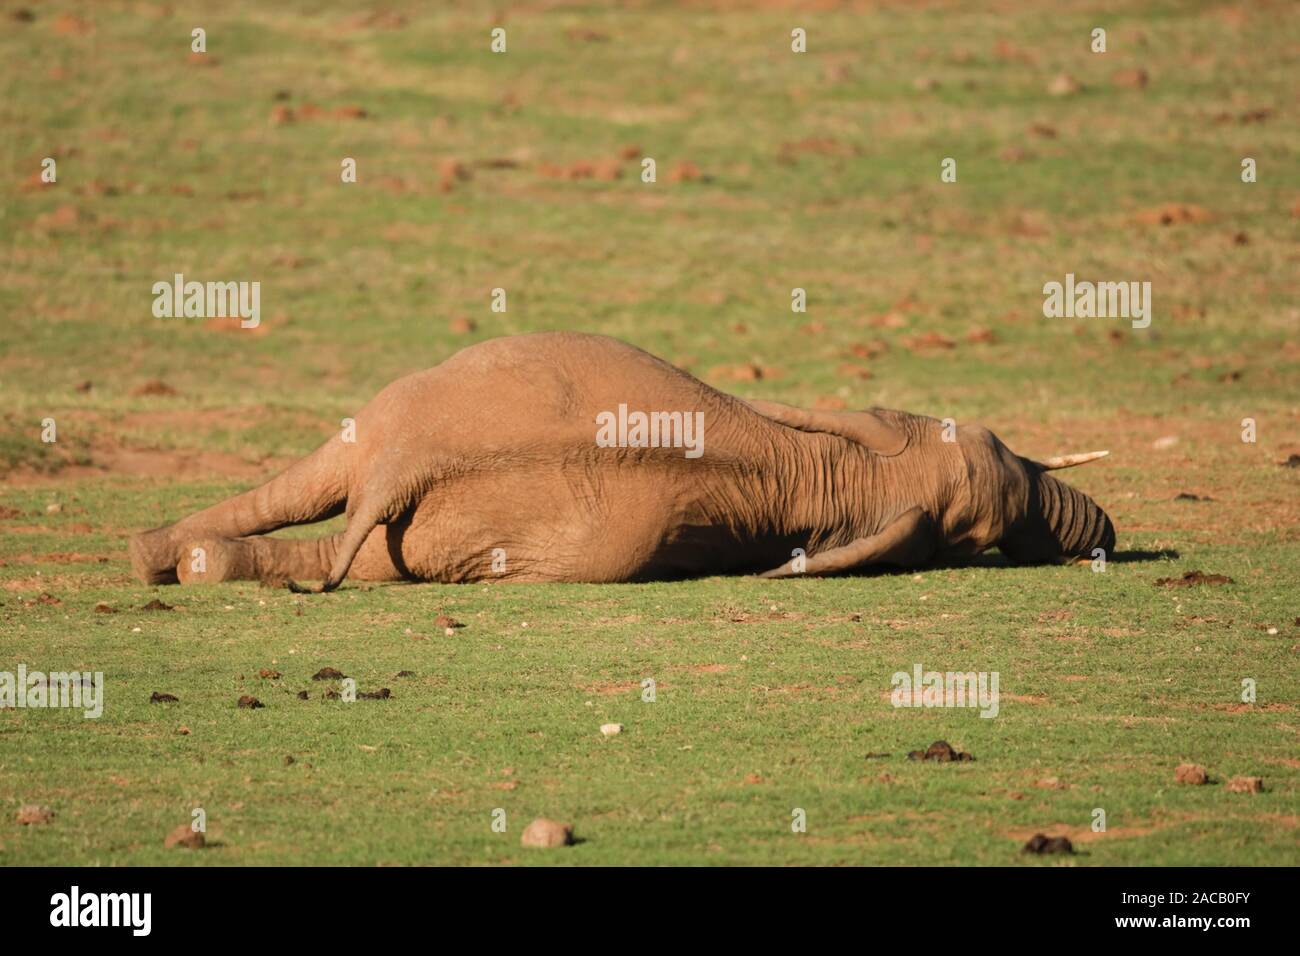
[364,332,755,456]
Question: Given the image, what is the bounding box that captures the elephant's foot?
[131,528,261,585]
[129,527,181,585]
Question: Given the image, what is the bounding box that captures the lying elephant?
[130,332,1114,589]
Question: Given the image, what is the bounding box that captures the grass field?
[1,0,1297,865]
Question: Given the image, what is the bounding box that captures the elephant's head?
[997,452,1115,565]
[951,425,1113,565]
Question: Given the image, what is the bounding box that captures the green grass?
[1,0,1297,865]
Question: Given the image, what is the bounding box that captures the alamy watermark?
[50,886,150,936]
[152,273,260,328]
[1043,273,1150,329]
[891,663,999,718]
[0,665,103,718]
[595,403,705,459]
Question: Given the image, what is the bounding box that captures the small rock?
[1174,763,1208,785]
[237,695,263,709]
[1047,74,1081,97]
[45,503,63,514]
[520,817,575,848]
[163,823,205,849]
[1225,776,1264,794]
[16,805,55,825]
[599,723,622,736]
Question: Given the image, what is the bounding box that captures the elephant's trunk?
[1038,470,1115,557]
[1000,465,1115,564]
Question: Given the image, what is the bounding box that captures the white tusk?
[1039,450,1109,470]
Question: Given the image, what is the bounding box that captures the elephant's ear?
[743,399,908,457]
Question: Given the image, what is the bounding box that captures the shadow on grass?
[822,547,1182,577]
[1107,549,1180,563]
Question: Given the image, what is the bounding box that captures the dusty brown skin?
[130,332,1114,589]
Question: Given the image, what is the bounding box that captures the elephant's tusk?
[1038,450,1109,470]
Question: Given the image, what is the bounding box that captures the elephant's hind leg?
[130,438,349,584]
[174,526,405,585]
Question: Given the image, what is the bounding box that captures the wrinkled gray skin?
[130,332,1114,589]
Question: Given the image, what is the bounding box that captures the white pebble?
[600,723,622,736]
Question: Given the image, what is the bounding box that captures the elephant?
[129,332,1114,590]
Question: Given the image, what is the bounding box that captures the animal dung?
[1022,834,1073,855]
[1174,763,1208,785]
[907,740,974,762]
[1155,571,1233,588]
[150,691,178,703]
[520,817,575,849]
[312,667,346,680]
[163,823,205,849]
[599,723,622,736]
[1225,776,1264,794]
[237,695,263,709]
